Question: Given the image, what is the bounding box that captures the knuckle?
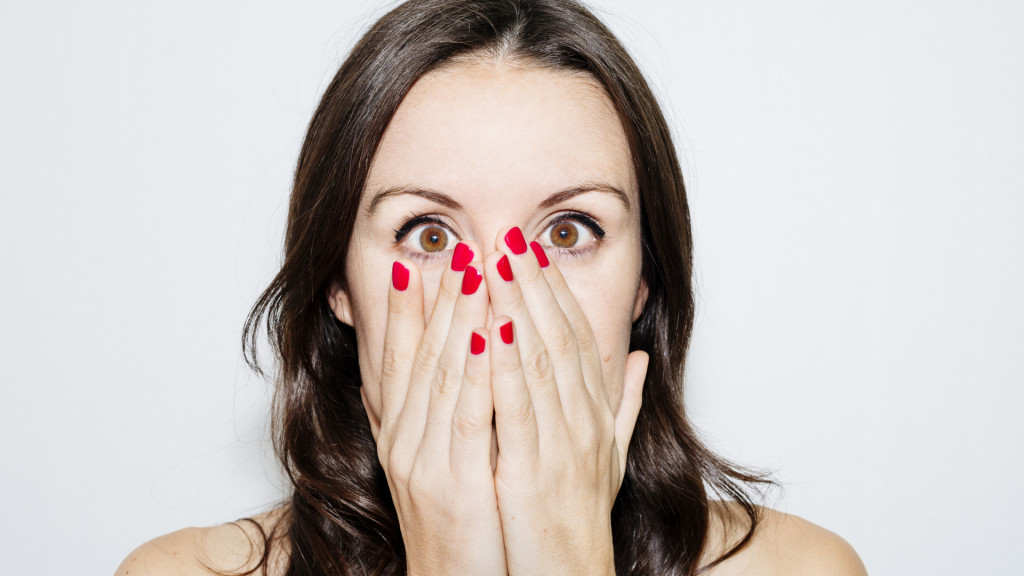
[574,409,611,451]
[545,323,579,357]
[464,370,487,389]
[386,449,412,484]
[523,349,553,382]
[407,478,429,504]
[521,262,545,284]
[573,321,597,352]
[451,410,485,439]
[414,337,443,367]
[437,273,461,303]
[380,346,407,381]
[432,365,460,395]
[492,355,521,378]
[504,399,535,426]
[376,441,390,469]
[378,414,399,437]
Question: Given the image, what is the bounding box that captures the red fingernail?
[497,255,513,281]
[529,241,549,268]
[504,227,527,255]
[392,261,409,291]
[500,321,514,344]
[462,265,482,295]
[471,332,486,355]
[452,242,474,272]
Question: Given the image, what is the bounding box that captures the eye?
[538,212,604,253]
[394,215,457,258]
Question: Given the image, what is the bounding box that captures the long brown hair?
[240,1,774,574]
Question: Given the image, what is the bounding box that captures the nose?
[470,221,517,331]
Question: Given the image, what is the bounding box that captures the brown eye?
[549,221,579,248]
[418,225,449,253]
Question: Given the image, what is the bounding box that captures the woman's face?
[329,60,647,434]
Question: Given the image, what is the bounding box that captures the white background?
[2,1,1022,574]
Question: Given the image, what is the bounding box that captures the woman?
[117,0,866,574]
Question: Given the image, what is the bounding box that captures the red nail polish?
[452,242,474,272]
[529,241,549,268]
[471,332,486,355]
[392,261,409,291]
[497,255,513,281]
[504,227,527,255]
[462,265,482,295]
[500,321,514,344]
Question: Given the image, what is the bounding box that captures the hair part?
[240,1,776,575]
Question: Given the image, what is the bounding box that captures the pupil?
[419,226,447,252]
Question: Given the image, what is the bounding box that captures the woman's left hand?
[481,226,650,576]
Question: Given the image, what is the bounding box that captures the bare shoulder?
[702,501,867,576]
[114,507,289,576]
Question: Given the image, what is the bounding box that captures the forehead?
[364,60,636,205]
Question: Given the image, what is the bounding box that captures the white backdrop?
[2,1,1022,574]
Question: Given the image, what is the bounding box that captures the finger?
[449,328,494,476]
[491,226,590,418]
[614,350,649,481]
[483,246,564,432]
[488,316,540,467]
[419,245,489,458]
[379,259,425,426]
[528,241,607,407]
[390,242,476,449]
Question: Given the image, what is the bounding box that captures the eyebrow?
[365,181,630,215]
[366,186,464,215]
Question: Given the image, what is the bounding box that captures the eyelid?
[544,210,605,238]
[393,214,458,242]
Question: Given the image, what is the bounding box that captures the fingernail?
[452,242,474,272]
[529,241,549,268]
[504,227,527,255]
[500,321,514,344]
[471,332,486,355]
[392,261,409,291]
[496,255,513,281]
[461,265,482,295]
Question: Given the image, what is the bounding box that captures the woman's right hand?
[372,242,507,576]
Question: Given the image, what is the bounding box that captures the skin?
[114,58,869,576]
[334,60,647,425]
[328,60,649,576]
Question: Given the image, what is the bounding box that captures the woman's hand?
[482,227,650,576]
[373,243,507,576]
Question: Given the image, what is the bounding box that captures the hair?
[239,0,775,575]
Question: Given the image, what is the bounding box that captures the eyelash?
[391,211,606,262]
